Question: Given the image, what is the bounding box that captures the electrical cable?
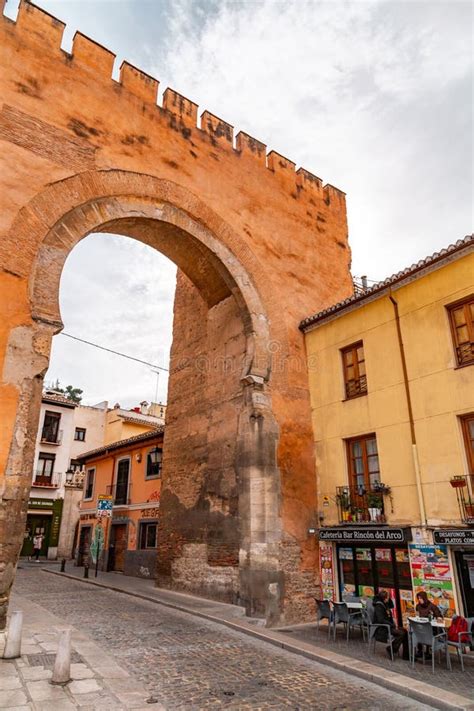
[59,332,169,373]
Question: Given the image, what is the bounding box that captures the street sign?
[97,495,113,518]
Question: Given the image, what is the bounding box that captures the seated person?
[415,591,442,618]
[414,590,443,659]
[373,590,409,660]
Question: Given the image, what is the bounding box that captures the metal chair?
[332,601,365,643]
[363,601,394,660]
[409,619,451,673]
[446,617,474,672]
[313,598,332,638]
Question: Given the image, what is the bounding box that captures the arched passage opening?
[1,171,283,625]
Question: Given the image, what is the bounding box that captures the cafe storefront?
[433,529,474,618]
[318,526,474,622]
[318,527,414,626]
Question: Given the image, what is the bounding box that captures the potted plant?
[336,490,351,521]
[367,491,382,521]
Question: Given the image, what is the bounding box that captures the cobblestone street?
[8,567,435,710]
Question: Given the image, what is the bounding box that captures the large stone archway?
[0,1,353,628]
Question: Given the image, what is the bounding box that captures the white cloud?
[40,0,472,404]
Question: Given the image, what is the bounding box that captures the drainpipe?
[389,291,427,527]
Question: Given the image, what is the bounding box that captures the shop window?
[74,427,86,442]
[461,413,474,477]
[146,447,162,479]
[139,521,158,549]
[341,341,367,399]
[84,468,95,500]
[346,434,380,492]
[447,296,474,367]
[41,411,61,443]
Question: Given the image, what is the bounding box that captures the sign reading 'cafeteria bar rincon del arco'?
[317,527,411,543]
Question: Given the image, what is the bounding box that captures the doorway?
[77,525,91,566]
[455,551,474,617]
[21,515,51,557]
[109,524,128,572]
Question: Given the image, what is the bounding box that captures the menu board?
[408,544,456,618]
[319,541,335,600]
[400,588,415,626]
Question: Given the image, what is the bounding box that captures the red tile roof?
[77,426,164,461]
[300,234,473,331]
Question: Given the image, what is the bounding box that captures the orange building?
[77,428,163,578]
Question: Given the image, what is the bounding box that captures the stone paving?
[2,566,435,710]
[277,616,474,698]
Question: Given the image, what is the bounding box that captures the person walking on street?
[32,533,44,562]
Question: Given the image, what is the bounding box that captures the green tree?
[51,380,83,403]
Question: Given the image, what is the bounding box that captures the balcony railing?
[450,475,474,524]
[32,471,61,488]
[456,342,474,367]
[106,482,132,506]
[336,486,386,524]
[345,375,367,399]
[40,429,63,445]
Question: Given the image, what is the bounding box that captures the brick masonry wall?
[0,1,353,626]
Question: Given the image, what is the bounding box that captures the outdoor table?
[346,602,363,610]
[407,616,445,629]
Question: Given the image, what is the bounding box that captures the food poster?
[400,589,415,626]
[358,585,375,598]
[409,544,456,618]
[319,541,335,600]
[338,547,356,600]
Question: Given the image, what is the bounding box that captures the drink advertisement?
[408,544,456,618]
[319,541,335,600]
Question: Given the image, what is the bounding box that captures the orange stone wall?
[0,1,353,625]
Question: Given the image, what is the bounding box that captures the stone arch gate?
[0,0,353,628]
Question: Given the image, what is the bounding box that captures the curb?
[43,569,474,711]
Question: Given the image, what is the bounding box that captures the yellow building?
[104,402,165,444]
[301,235,474,623]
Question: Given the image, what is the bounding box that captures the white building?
[22,390,107,559]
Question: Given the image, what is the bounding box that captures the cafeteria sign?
[97,495,113,518]
[318,527,409,542]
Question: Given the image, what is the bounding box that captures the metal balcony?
[336,485,387,524]
[450,475,474,524]
[32,471,61,488]
[40,428,63,445]
[106,482,132,506]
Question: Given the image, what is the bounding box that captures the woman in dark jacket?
[415,591,442,619]
[414,590,442,659]
[372,590,409,660]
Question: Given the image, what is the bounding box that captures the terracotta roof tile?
[77,426,164,461]
[300,234,473,331]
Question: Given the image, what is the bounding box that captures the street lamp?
[65,467,74,485]
[148,447,162,476]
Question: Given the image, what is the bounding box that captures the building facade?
[301,236,474,623]
[22,390,107,559]
[104,401,165,445]
[77,429,164,579]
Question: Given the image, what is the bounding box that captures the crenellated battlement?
[1,0,346,202]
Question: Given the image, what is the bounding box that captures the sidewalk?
[0,589,165,710]
[42,563,474,711]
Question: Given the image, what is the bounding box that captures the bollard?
[83,563,89,579]
[51,629,71,685]
[3,610,23,659]
[60,559,66,573]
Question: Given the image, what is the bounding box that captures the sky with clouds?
[5,0,472,407]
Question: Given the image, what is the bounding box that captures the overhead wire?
[59,332,169,373]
